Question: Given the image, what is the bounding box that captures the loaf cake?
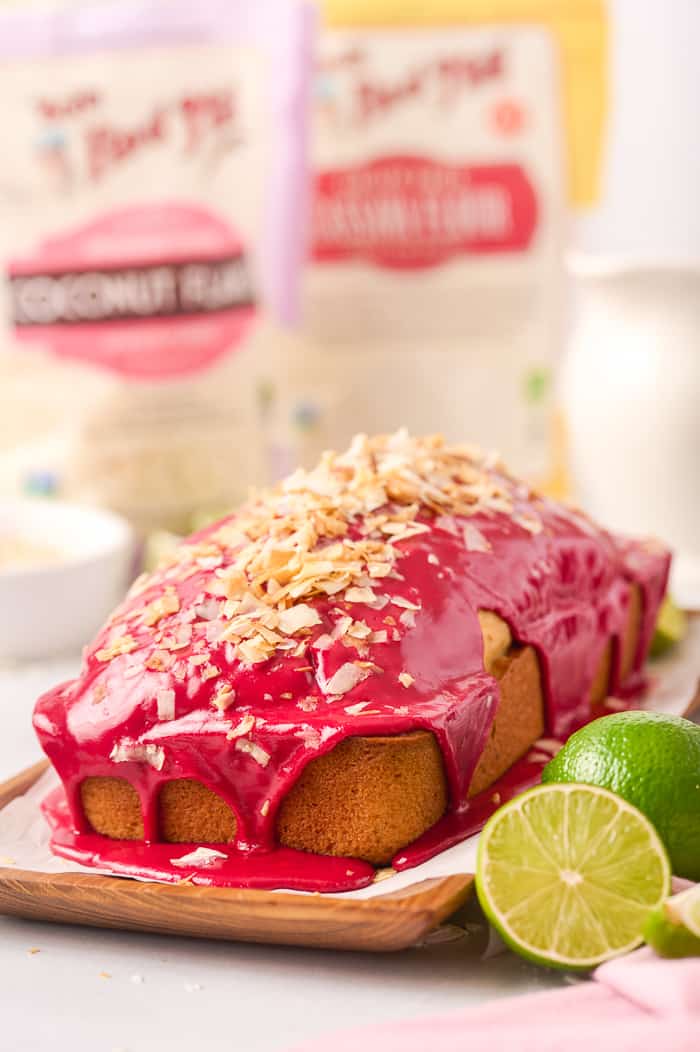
[33,431,669,886]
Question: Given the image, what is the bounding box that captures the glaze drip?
[33,432,670,890]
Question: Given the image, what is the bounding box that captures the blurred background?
[0,0,698,662]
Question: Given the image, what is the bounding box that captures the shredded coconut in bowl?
[0,535,64,571]
[0,0,313,534]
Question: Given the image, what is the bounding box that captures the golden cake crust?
[80,637,545,863]
[77,592,643,865]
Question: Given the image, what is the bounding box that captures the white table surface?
[0,658,567,1052]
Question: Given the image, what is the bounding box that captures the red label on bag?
[311,156,537,270]
[7,203,256,379]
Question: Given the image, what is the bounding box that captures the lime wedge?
[678,884,700,939]
[650,595,687,657]
[643,887,700,958]
[476,784,671,971]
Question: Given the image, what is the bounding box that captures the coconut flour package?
[264,0,607,489]
[0,0,312,532]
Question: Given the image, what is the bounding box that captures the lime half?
[643,887,700,958]
[476,783,671,971]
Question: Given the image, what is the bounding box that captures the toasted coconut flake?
[141,586,180,627]
[344,700,369,715]
[514,512,543,535]
[398,672,415,688]
[373,867,396,883]
[110,740,165,771]
[318,661,370,697]
[160,624,192,652]
[297,696,318,712]
[367,562,392,578]
[226,713,255,738]
[237,638,272,666]
[234,737,271,767]
[384,521,431,542]
[462,523,492,553]
[156,689,175,721]
[399,609,416,629]
[297,726,322,749]
[91,683,107,705]
[146,649,174,672]
[533,737,564,755]
[193,597,222,621]
[170,847,227,869]
[344,586,376,604]
[347,619,372,639]
[527,750,552,764]
[331,615,353,640]
[260,799,270,817]
[96,635,137,662]
[277,604,322,635]
[391,596,421,611]
[213,684,236,711]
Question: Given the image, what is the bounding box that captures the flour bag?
[265,0,607,491]
[0,0,313,532]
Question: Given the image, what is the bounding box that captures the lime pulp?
[476,783,671,971]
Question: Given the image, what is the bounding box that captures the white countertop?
[0,658,567,1052]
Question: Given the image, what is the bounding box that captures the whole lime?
[542,711,700,880]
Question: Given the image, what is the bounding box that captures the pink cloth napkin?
[291,949,700,1052]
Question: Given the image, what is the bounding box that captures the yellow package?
[321,0,607,206]
[263,0,606,491]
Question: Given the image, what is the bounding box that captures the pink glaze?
[33,482,670,893]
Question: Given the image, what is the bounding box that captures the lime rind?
[476,783,671,971]
[643,887,700,958]
[541,711,700,881]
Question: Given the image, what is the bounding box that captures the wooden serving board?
[0,761,474,952]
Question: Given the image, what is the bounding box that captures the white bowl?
[0,498,134,661]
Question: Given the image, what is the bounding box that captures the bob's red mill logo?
[35,86,237,182]
[318,43,505,126]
